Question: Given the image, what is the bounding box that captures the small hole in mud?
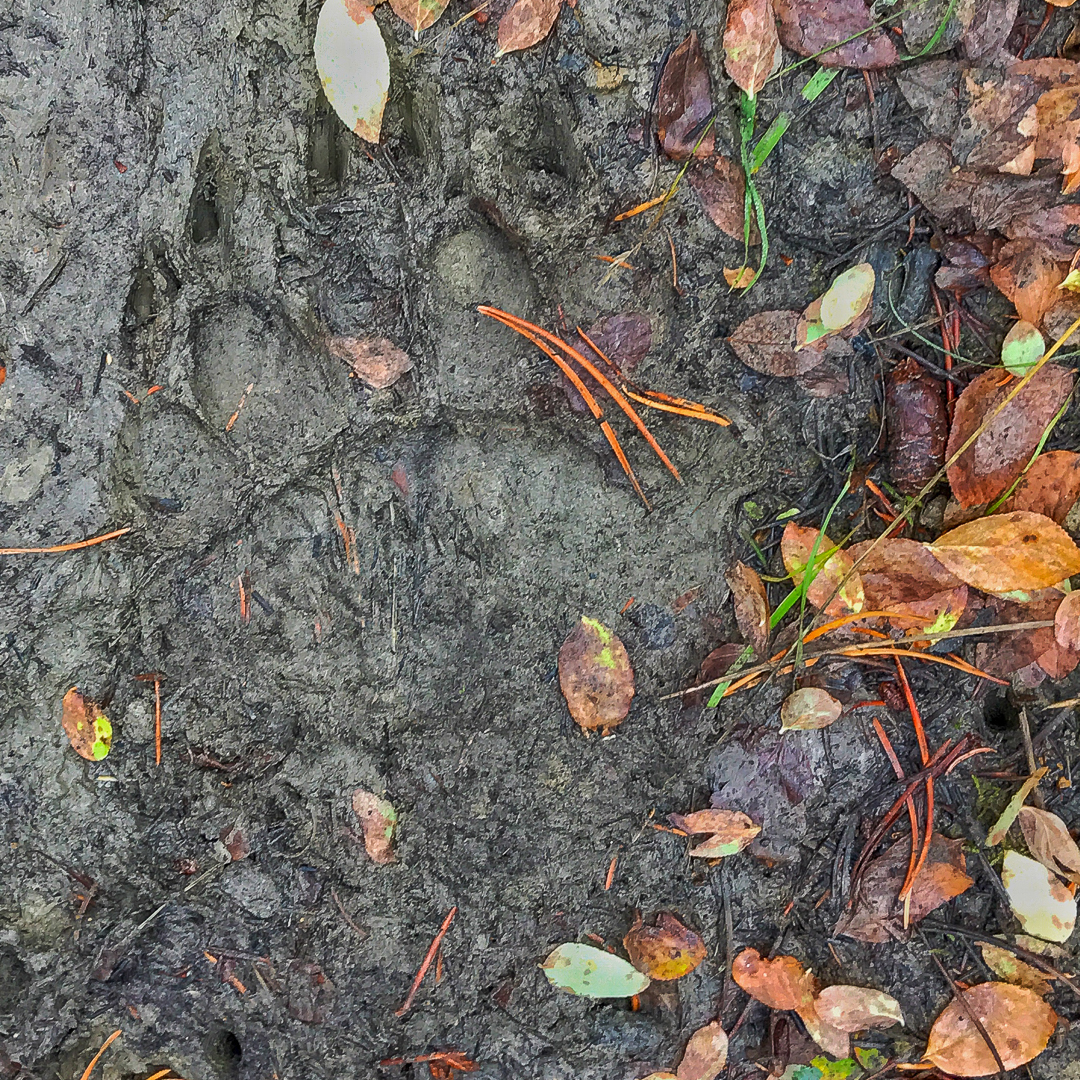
[204,1029,242,1078]
[983,693,1019,732]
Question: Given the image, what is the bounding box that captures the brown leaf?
[689,157,748,241]
[731,948,817,1011]
[1003,450,1080,524]
[886,357,948,496]
[962,0,1021,59]
[668,808,762,858]
[931,511,1080,593]
[990,239,1068,325]
[676,1019,728,1080]
[848,537,967,632]
[781,523,865,617]
[1056,589,1080,652]
[945,363,1074,508]
[726,561,770,654]
[685,643,745,708]
[925,982,1057,1076]
[723,0,780,97]
[973,590,1061,677]
[61,687,113,761]
[389,0,449,32]
[495,0,561,57]
[836,833,974,943]
[951,65,1044,174]
[351,789,398,864]
[624,912,707,981]
[979,943,1053,997]
[559,313,652,412]
[657,32,715,161]
[728,311,822,377]
[1019,805,1080,883]
[780,688,842,733]
[557,617,634,734]
[328,335,413,390]
[773,0,898,69]
[795,1001,849,1058]
[813,985,904,1031]
[219,825,250,861]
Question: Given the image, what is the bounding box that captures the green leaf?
[854,1048,885,1072]
[811,1058,859,1080]
[541,942,651,998]
[1002,321,1045,377]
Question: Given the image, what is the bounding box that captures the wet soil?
[3,0,1080,1077]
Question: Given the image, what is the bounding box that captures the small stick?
[604,853,618,890]
[395,905,458,1017]
[79,1030,122,1080]
[331,887,367,938]
[1018,707,1045,809]
[0,526,131,556]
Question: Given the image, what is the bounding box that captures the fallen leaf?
[731,948,817,1011]
[979,942,1053,996]
[724,265,756,289]
[657,32,716,161]
[560,313,651,412]
[728,311,822,377]
[624,912,707,981]
[781,523,865,617]
[813,985,904,1031]
[557,617,634,735]
[727,561,770,654]
[962,0,1021,60]
[61,687,113,762]
[818,263,875,333]
[723,0,781,98]
[773,0,898,69]
[1002,849,1076,942]
[836,833,973,943]
[930,511,1080,593]
[314,0,391,144]
[987,767,1047,845]
[1019,806,1080,884]
[795,1001,849,1059]
[689,157,749,241]
[541,942,651,998]
[328,335,413,389]
[1003,450,1080,524]
[780,688,842,733]
[389,0,449,32]
[885,357,949,497]
[685,643,745,708]
[352,789,398,864]
[924,982,1057,1076]
[1056,589,1080,652]
[495,0,561,56]
[990,239,1068,325]
[973,593,1063,678]
[677,1019,728,1080]
[219,825,250,861]
[945,363,1074,508]
[668,808,762,858]
[1001,321,1045,377]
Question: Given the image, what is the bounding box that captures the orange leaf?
[61,688,113,762]
[726,561,770,654]
[352,789,398,864]
[1003,450,1080,523]
[1055,589,1080,652]
[495,0,561,56]
[668,808,761,858]
[813,985,904,1032]
[925,982,1056,1076]
[389,0,450,31]
[989,238,1068,325]
[781,523,864,617]
[557,617,634,735]
[676,1019,727,1080]
[723,0,780,97]
[731,948,817,1011]
[624,912,707,981]
[930,511,1080,593]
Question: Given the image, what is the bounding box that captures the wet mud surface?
[3,0,1080,1077]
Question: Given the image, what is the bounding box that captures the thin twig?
[331,887,368,939]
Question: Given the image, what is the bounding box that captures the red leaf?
[657,32,715,161]
[773,0,898,70]
[723,0,780,97]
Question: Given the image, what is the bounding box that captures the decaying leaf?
[724,266,756,289]
[885,357,949,497]
[795,1000,849,1059]
[1002,321,1045,377]
[676,1019,728,1080]
[781,523,864,617]
[989,239,1068,325]
[314,0,391,144]
[924,982,1057,1076]
[973,594,1064,679]
[328,335,413,389]
[389,0,449,32]
[731,948,817,1011]
[1019,806,1080,884]
[352,789,398,864]
[987,767,1047,845]
[836,833,974,942]
[689,157,748,241]
[945,363,1074,508]
[61,687,113,761]
[979,942,1053,996]
[541,942,651,998]
[1002,849,1076,942]
[1003,450,1080,523]
[773,0,899,69]
[496,0,561,56]
[1056,589,1080,652]
[726,561,770,654]
[723,0,780,98]
[657,32,716,161]
[624,912,707,981]
[930,511,1080,593]
[668,808,762,858]
[728,311,822,378]
[780,688,842,733]
[557,617,634,735]
[813,985,904,1031]
[962,0,1021,60]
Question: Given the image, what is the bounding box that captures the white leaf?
[1002,850,1076,943]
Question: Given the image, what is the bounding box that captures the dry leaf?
[1002,849,1076,942]
[726,561,770,654]
[624,912,706,981]
[1003,450,1080,524]
[979,942,1053,996]
[728,311,821,377]
[780,687,842,732]
[974,594,1062,678]
[962,0,1021,60]
[668,808,761,858]
[930,511,1080,593]
[813,985,904,1031]
[731,948,817,1011]
[886,357,949,496]
[925,982,1057,1076]
[1019,806,1080,883]
[689,157,749,241]
[724,266,756,289]
[781,523,864,617]
[795,1000,849,1058]
[61,687,113,761]
[557,617,634,735]
[723,0,780,98]
[990,239,1069,325]
[945,363,1074,508]
[657,32,715,161]
[773,0,898,69]
[328,335,413,389]
[351,789,398,864]
[389,0,449,32]
[1056,589,1080,652]
[676,1019,728,1080]
[987,767,1047,845]
[496,0,561,57]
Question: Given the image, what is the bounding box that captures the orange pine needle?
[865,478,897,517]
[594,255,638,269]
[154,678,162,765]
[873,718,923,909]
[895,658,929,765]
[144,1070,174,1080]
[80,1030,122,1080]
[623,388,731,426]
[395,905,458,1017]
[612,194,667,221]
[0,526,131,556]
[619,596,635,614]
[901,776,934,904]
[604,853,618,890]
[802,610,912,645]
[237,575,250,624]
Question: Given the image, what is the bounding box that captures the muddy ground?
[2,0,1080,1076]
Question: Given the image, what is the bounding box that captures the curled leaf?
[1018,806,1080,884]
[541,942,651,998]
[668,808,762,858]
[557,617,634,735]
[352,789,398,864]
[813,985,904,1031]
[726,561,770,654]
[62,687,113,761]
[623,912,707,981]
[886,357,949,497]
[780,688,842,733]
[731,948,817,1011]
[1002,849,1076,942]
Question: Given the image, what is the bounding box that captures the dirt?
[2,0,1080,1077]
